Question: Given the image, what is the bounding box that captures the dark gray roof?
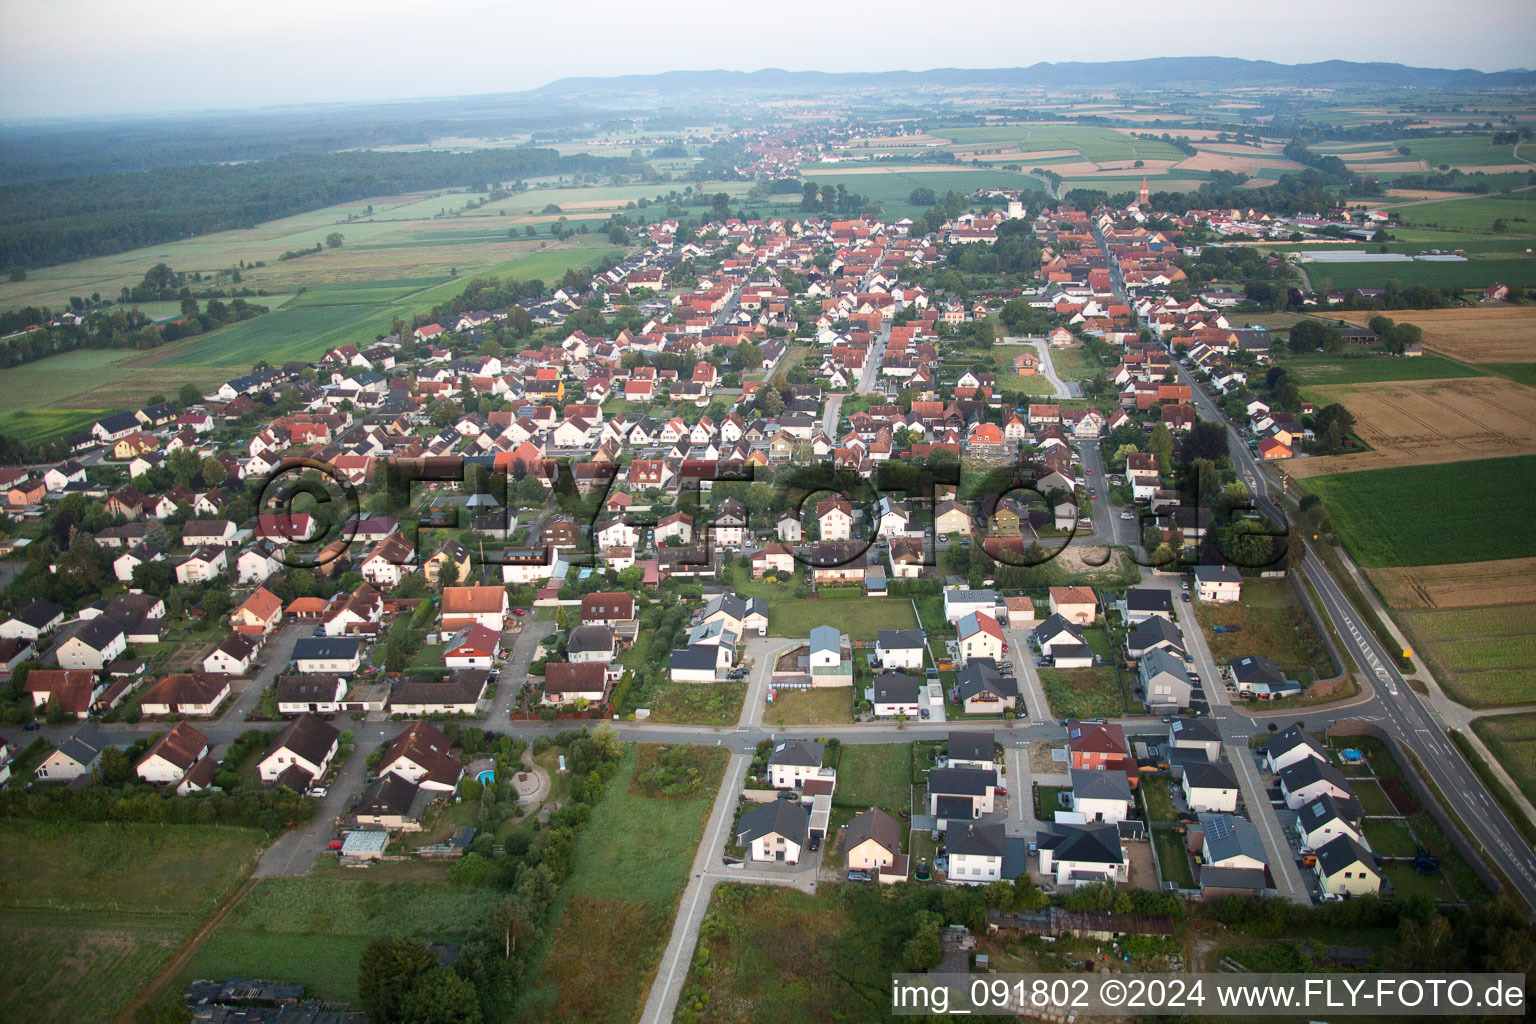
[1269,724,1328,761]
[264,713,339,769]
[1039,822,1123,866]
[1298,793,1358,834]
[358,772,420,818]
[1280,756,1350,794]
[768,740,823,768]
[956,658,1017,701]
[736,798,809,847]
[567,624,614,656]
[1230,655,1285,686]
[947,731,994,764]
[1195,562,1243,584]
[1124,587,1173,613]
[950,822,1006,858]
[1169,716,1220,744]
[1031,612,1083,643]
[872,672,923,703]
[1071,767,1132,803]
[10,599,64,629]
[1184,760,1239,792]
[928,766,996,797]
[669,645,719,671]
[293,637,361,661]
[877,629,926,650]
[1128,616,1184,653]
[1200,865,1267,891]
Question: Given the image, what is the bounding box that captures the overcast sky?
[3,0,1533,119]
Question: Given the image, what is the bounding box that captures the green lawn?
[1036,785,1069,815]
[767,592,918,641]
[1142,779,1177,822]
[1351,780,1399,817]
[1395,135,1533,168]
[1362,818,1418,858]
[768,686,853,726]
[1310,256,1536,292]
[1041,666,1124,719]
[1394,194,1536,234]
[1194,578,1334,682]
[1383,862,1460,903]
[516,744,725,1024]
[1279,353,1487,386]
[832,743,913,812]
[1301,456,1536,567]
[185,877,490,1003]
[0,822,266,1024]
[1152,828,1195,889]
[639,681,746,725]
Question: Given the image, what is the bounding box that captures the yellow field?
[1368,557,1536,609]
[1338,307,1536,363]
[1286,376,1536,476]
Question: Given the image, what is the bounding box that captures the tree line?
[0,148,644,271]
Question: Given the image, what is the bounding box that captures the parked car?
[808,834,821,852]
[1028,841,1038,855]
[511,607,527,616]
[22,721,40,731]
[919,707,930,720]
[310,787,328,798]
[847,870,873,882]
[1119,512,1134,520]
[1181,592,1191,602]
[995,785,1008,796]
[327,839,344,851]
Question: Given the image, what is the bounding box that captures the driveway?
[252,734,374,877]
[490,614,558,719]
[220,621,310,725]
[740,636,800,728]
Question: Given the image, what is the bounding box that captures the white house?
[1036,823,1128,888]
[1182,760,1240,813]
[767,740,826,789]
[874,629,925,671]
[736,799,809,864]
[1194,563,1243,603]
[292,637,363,675]
[135,722,211,785]
[947,823,1006,884]
[1069,767,1133,824]
[257,713,340,787]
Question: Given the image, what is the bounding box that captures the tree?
[326,232,345,249]
[358,936,437,1024]
[591,722,622,761]
[201,456,227,488]
[902,911,943,972]
[177,382,204,407]
[399,968,482,1024]
[166,448,202,486]
[1146,423,1174,467]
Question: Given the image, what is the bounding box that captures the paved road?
[253,734,373,877]
[1017,338,1072,399]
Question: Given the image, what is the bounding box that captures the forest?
[0,148,643,271]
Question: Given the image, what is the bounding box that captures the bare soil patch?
[1367,557,1536,610]
[1176,151,1306,173]
[1287,376,1536,476]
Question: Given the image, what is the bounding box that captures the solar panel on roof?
[1205,816,1232,841]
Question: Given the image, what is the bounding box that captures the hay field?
[1286,377,1536,476]
[1174,151,1306,174]
[1368,557,1536,610]
[1338,307,1536,363]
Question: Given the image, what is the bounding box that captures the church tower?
[1137,176,1150,208]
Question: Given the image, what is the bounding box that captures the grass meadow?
[1469,712,1536,805]
[1302,455,1536,567]
[831,743,913,812]
[515,744,726,1024]
[1279,353,1486,386]
[0,822,266,1024]
[1312,255,1536,292]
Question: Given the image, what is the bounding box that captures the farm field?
[1485,363,1536,387]
[1301,456,1536,566]
[1286,378,1536,476]
[0,236,627,442]
[1395,136,1534,169]
[516,744,725,1024]
[1398,603,1536,706]
[1469,712,1536,806]
[1279,353,1486,386]
[1367,557,1536,610]
[1336,307,1536,363]
[183,877,490,1004]
[1311,255,1536,291]
[1194,579,1335,683]
[795,167,1044,218]
[1391,194,1536,234]
[0,822,266,1024]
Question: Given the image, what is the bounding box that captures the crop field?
[1337,307,1536,363]
[1367,557,1536,610]
[1396,136,1534,169]
[796,167,1044,216]
[0,237,626,441]
[933,123,1191,163]
[0,822,265,1024]
[1286,378,1536,477]
[1280,354,1486,386]
[1312,255,1536,291]
[1391,194,1536,234]
[1301,455,1536,567]
[1399,604,1536,706]
[1470,712,1536,805]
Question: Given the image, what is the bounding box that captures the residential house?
[292,637,363,675]
[736,798,809,864]
[377,722,463,792]
[543,662,610,705]
[948,823,1006,884]
[845,807,907,882]
[275,675,349,715]
[927,765,997,825]
[1069,767,1133,824]
[1138,648,1193,709]
[23,669,96,719]
[1048,586,1096,626]
[767,740,826,789]
[1265,724,1329,774]
[955,658,1019,715]
[139,673,230,716]
[443,624,501,670]
[136,722,211,785]
[1066,720,1136,786]
[871,672,924,718]
[955,611,1005,664]
[1314,834,1381,896]
[1194,563,1242,603]
[390,672,488,716]
[1036,823,1129,888]
[874,629,926,671]
[1280,757,1353,810]
[1182,760,1240,813]
[53,617,127,671]
[257,713,341,788]
[440,586,509,638]
[35,724,109,781]
[1295,794,1363,851]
